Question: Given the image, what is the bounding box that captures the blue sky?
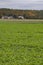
[0,0,43,10]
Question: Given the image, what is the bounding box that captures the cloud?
[0,0,43,10]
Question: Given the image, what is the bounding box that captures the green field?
[0,20,43,65]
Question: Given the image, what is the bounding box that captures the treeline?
[0,8,43,19]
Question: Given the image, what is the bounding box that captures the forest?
[0,8,43,19]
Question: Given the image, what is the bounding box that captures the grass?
[0,20,43,65]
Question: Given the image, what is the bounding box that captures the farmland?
[0,19,43,65]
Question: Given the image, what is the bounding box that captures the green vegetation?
[0,20,43,65]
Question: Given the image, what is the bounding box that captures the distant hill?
[0,8,43,19]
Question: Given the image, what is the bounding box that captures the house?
[8,16,14,19]
[18,16,24,19]
[2,16,14,19]
[2,16,8,19]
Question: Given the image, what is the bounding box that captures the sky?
[0,0,43,10]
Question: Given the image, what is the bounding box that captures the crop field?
[0,19,43,65]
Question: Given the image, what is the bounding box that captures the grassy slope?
[0,20,43,65]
